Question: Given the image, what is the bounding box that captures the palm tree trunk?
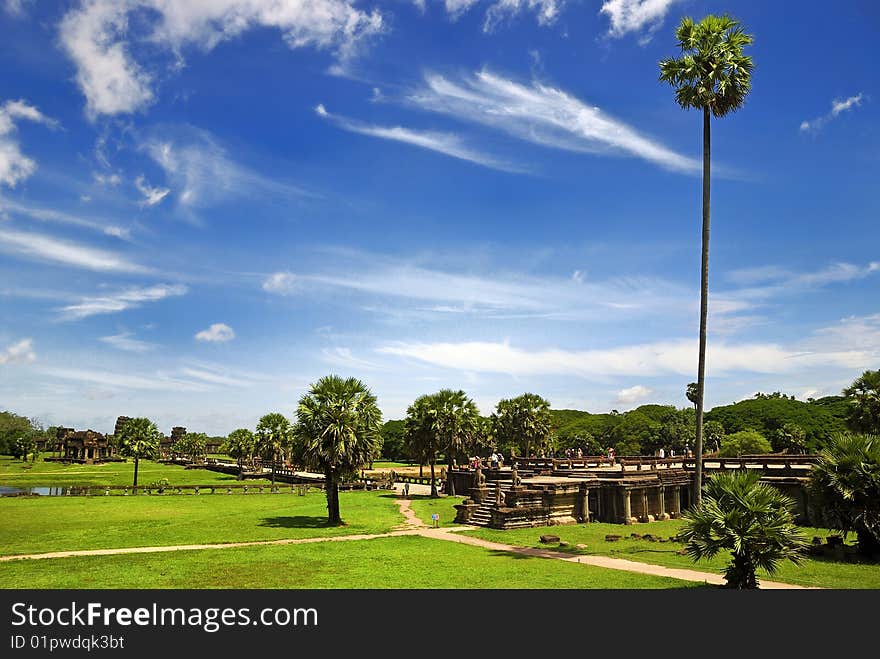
[694,106,711,508]
[429,459,438,498]
[133,456,139,490]
[446,454,455,494]
[325,469,341,525]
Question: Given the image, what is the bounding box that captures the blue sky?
[0,0,877,436]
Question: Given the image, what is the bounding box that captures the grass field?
[0,535,700,589]
[463,520,880,589]
[399,495,880,589]
[407,494,459,528]
[0,456,270,488]
[0,490,403,555]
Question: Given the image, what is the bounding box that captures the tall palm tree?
[255,412,292,484]
[810,432,880,556]
[293,375,382,525]
[491,392,553,459]
[660,15,753,505]
[434,389,480,491]
[404,394,442,497]
[226,428,256,476]
[679,470,807,589]
[117,417,161,489]
[404,390,480,497]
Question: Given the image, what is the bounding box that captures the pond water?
[0,486,72,496]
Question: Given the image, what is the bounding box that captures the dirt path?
[394,497,427,530]
[0,494,816,589]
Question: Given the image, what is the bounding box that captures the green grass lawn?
[0,490,403,555]
[463,520,880,589]
[407,494,459,528]
[0,535,701,589]
[0,455,270,488]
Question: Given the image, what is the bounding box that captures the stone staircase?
[468,481,513,528]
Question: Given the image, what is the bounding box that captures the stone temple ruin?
[450,455,818,528]
[48,416,205,465]
[52,427,117,464]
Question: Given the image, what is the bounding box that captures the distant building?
[55,427,116,463]
[160,426,187,459]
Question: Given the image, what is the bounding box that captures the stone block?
[540,534,560,544]
[630,532,642,539]
[605,534,622,542]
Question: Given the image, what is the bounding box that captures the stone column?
[622,489,632,525]
[658,485,669,520]
[642,489,649,522]
[672,486,681,518]
[579,483,590,523]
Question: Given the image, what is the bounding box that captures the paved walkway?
[0,494,815,589]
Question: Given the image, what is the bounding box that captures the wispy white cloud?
[377,336,869,379]
[179,367,248,387]
[262,271,298,295]
[600,0,681,40]
[0,197,131,240]
[134,176,171,206]
[614,384,652,405]
[3,0,32,18]
[444,0,565,32]
[39,366,213,393]
[315,104,525,173]
[800,93,865,133]
[0,338,35,365]
[93,172,121,186]
[320,347,380,370]
[59,0,385,118]
[141,126,309,216]
[409,70,700,173]
[100,331,156,353]
[60,284,187,320]
[195,323,235,343]
[0,99,58,187]
[134,175,170,207]
[723,261,880,303]
[0,227,148,273]
[262,251,698,321]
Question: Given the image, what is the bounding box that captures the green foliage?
[679,470,807,589]
[718,430,772,457]
[551,409,619,452]
[255,412,292,463]
[703,420,725,453]
[770,423,807,453]
[224,428,256,467]
[0,411,40,456]
[172,432,208,461]
[809,433,880,556]
[491,393,553,458]
[379,420,408,461]
[659,14,754,118]
[609,411,656,456]
[116,417,161,487]
[13,431,39,462]
[705,395,846,451]
[117,418,161,462]
[292,375,383,523]
[404,389,480,496]
[842,369,880,434]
